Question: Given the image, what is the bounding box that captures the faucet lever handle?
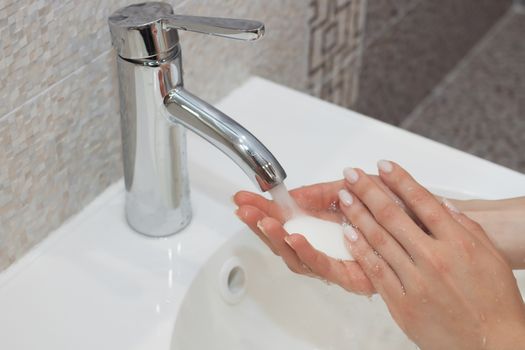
[165,15,264,41]
[109,2,264,60]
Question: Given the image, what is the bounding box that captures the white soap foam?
[270,183,353,261]
[284,216,353,261]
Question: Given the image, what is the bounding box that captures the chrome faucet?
[108,2,286,237]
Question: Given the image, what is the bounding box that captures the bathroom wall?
[0,0,513,272]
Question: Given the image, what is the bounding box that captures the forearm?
[450,197,525,269]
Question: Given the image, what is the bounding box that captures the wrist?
[448,198,525,269]
[487,319,525,350]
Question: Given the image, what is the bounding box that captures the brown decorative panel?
[307,0,365,108]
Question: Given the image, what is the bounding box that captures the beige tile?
[177,0,310,102]
[0,51,122,271]
[0,0,196,117]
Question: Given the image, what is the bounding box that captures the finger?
[236,182,347,223]
[234,185,341,223]
[376,160,465,240]
[343,167,431,257]
[370,176,424,227]
[234,191,285,222]
[285,233,375,295]
[258,217,312,275]
[370,175,406,210]
[345,226,406,301]
[338,189,417,281]
[289,180,345,211]
[236,205,277,254]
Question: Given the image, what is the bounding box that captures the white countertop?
[1,77,524,349]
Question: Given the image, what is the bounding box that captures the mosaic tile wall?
[306,0,365,107]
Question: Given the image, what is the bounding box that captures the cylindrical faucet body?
[117,47,192,236]
[109,2,286,237]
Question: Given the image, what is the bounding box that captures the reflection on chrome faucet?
[108,2,286,237]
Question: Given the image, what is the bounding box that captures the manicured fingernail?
[257,220,268,237]
[234,208,243,219]
[442,198,460,214]
[343,167,359,183]
[377,160,393,173]
[343,225,358,242]
[338,189,353,206]
[284,236,293,247]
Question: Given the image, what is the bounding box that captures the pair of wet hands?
[234,161,525,350]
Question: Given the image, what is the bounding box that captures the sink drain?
[218,257,246,304]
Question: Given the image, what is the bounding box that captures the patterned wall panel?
[307,0,365,108]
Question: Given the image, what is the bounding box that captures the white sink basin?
[1,77,525,350]
[171,230,412,349]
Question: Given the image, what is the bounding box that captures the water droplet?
[328,200,339,213]
[373,249,383,259]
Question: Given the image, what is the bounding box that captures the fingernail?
[284,236,293,247]
[343,167,359,183]
[343,225,358,242]
[234,208,243,219]
[257,220,268,237]
[377,160,393,173]
[442,198,460,214]
[338,189,353,206]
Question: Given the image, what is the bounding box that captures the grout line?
[0,48,112,123]
[399,8,517,130]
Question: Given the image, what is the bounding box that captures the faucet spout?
[164,88,287,191]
